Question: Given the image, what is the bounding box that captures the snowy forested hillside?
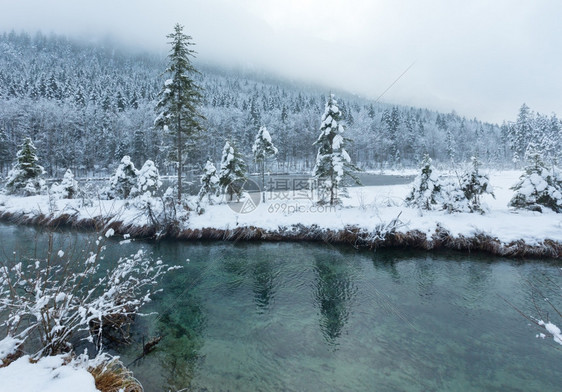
[0,31,559,177]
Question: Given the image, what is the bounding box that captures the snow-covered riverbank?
[1,171,561,258]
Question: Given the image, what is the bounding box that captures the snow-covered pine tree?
[405,154,442,210]
[383,107,400,167]
[312,94,360,205]
[459,156,494,213]
[154,23,205,201]
[106,156,139,199]
[509,103,533,167]
[218,141,247,201]
[0,128,9,174]
[132,128,147,167]
[51,169,79,199]
[252,126,277,202]
[5,137,46,196]
[130,160,162,198]
[509,144,562,213]
[440,177,468,213]
[198,160,219,203]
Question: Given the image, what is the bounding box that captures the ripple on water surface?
[2,224,561,392]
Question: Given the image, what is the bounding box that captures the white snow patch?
[0,355,99,391]
[538,320,562,345]
[0,336,23,365]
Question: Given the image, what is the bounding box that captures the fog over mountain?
[2,0,561,123]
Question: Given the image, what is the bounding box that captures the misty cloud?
[1,0,561,123]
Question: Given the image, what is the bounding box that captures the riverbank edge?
[2,210,561,259]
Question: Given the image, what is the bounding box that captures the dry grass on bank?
[89,359,143,392]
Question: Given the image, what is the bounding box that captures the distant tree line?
[0,31,560,179]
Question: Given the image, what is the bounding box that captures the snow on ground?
[0,355,99,392]
[1,171,561,246]
[0,336,22,366]
[188,171,562,245]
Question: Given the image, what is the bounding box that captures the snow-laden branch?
[0,229,180,360]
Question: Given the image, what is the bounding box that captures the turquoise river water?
[1,223,560,391]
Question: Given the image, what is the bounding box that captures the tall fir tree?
[154,23,205,201]
[312,94,360,205]
[252,126,277,202]
[383,107,401,166]
[0,128,9,174]
[509,103,533,165]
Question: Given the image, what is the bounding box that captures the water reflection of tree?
[156,260,207,391]
[221,244,279,313]
[158,294,206,391]
[252,258,277,312]
[463,260,491,306]
[372,251,402,284]
[415,256,436,299]
[313,255,358,345]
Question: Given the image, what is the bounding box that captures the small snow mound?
[0,336,23,365]
[0,355,99,392]
[538,320,562,345]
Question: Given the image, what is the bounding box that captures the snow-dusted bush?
[509,146,562,213]
[405,154,443,210]
[5,137,46,196]
[130,159,161,198]
[0,230,179,358]
[104,156,139,199]
[198,160,219,203]
[50,169,79,199]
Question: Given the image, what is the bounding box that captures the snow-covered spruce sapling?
[252,126,278,202]
[439,177,469,213]
[5,137,46,196]
[405,154,442,210]
[51,169,80,199]
[218,141,247,201]
[105,156,139,199]
[0,230,180,358]
[312,94,360,205]
[198,160,219,204]
[130,160,162,198]
[509,144,562,213]
[442,156,494,213]
[154,23,205,201]
[459,156,494,213]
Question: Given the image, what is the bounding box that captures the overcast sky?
[1,0,561,123]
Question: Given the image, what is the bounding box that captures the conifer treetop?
[252,126,278,162]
